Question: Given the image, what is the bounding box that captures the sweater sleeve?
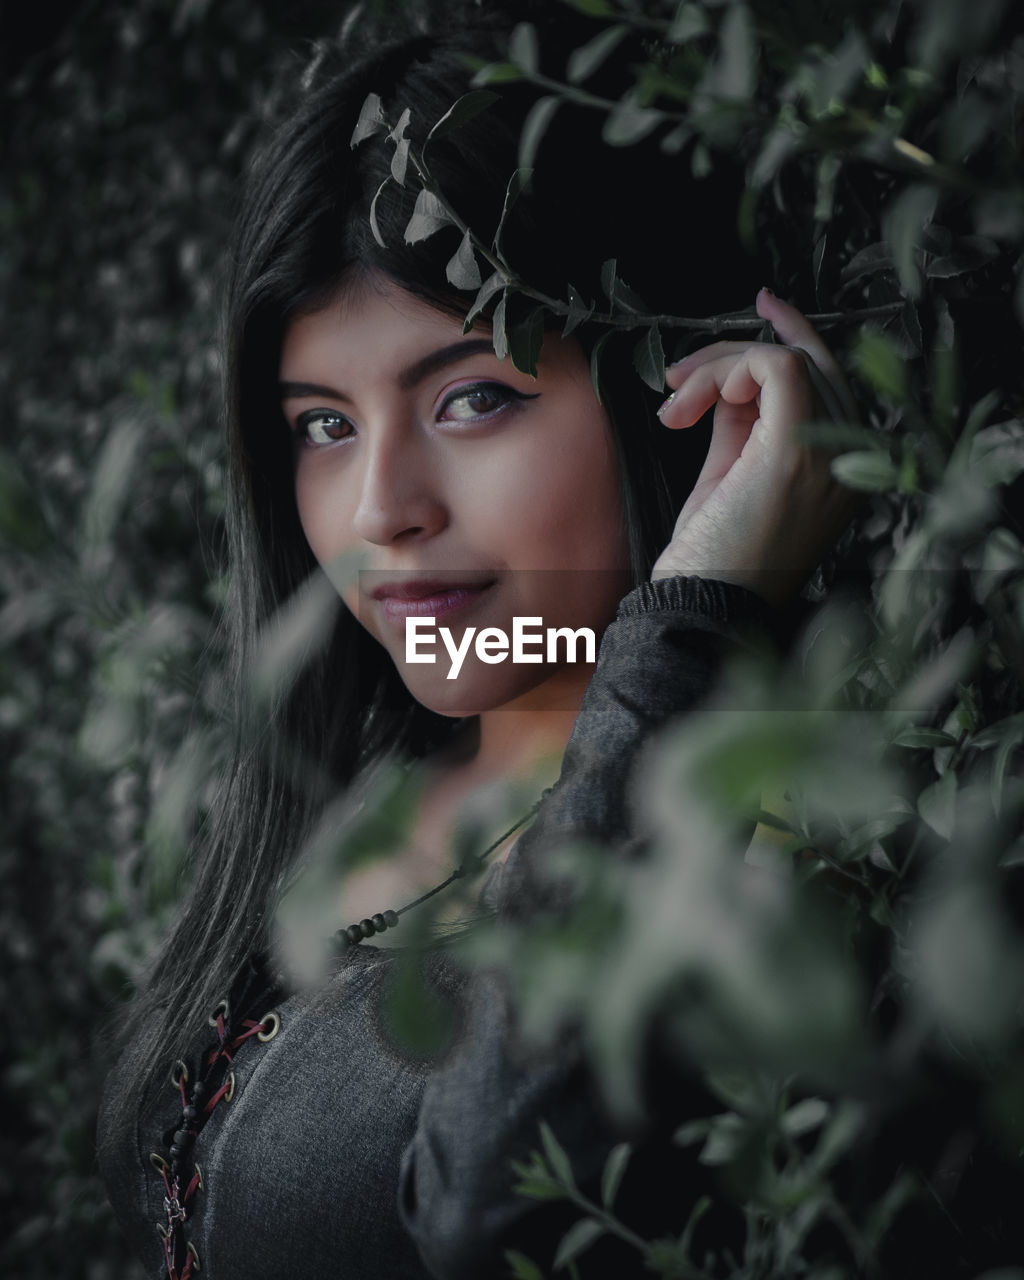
[398,576,772,1278]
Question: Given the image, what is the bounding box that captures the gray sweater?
[97,575,769,1278]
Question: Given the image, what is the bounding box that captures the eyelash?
[292,382,537,448]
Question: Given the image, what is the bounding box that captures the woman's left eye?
[437,383,534,423]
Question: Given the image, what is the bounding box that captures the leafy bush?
[4,1,1022,1277]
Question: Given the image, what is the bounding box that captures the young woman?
[98,12,857,1278]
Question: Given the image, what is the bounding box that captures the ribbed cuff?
[616,574,773,628]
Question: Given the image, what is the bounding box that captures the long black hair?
[115,5,762,1113]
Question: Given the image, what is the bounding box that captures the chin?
[396,660,564,718]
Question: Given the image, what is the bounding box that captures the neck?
[470,663,594,784]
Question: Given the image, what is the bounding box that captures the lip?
[369,578,495,625]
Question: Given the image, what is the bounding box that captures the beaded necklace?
[332,784,552,948]
[151,785,552,1279]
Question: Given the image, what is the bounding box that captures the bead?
[371,913,386,932]
[182,1105,197,1122]
[346,924,364,945]
[192,1083,207,1103]
[173,1128,193,1149]
[170,1145,182,1162]
[359,918,375,938]
[383,910,399,928]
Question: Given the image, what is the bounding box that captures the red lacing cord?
[160,1014,274,1278]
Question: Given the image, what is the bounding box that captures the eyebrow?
[278,337,499,402]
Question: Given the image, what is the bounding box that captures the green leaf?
[427,90,500,143]
[553,1219,604,1271]
[678,1196,712,1255]
[633,326,665,392]
[699,1114,746,1166]
[918,771,957,840]
[562,285,594,337]
[830,451,899,491]
[492,291,510,361]
[854,328,908,401]
[391,138,410,187]
[599,258,647,313]
[603,99,665,147]
[350,92,386,147]
[446,228,482,291]
[968,417,1024,485]
[992,733,1022,816]
[567,24,628,85]
[464,271,507,332]
[660,122,692,155]
[513,1176,568,1201]
[926,234,999,279]
[798,421,888,452]
[404,189,455,244]
[971,713,1024,751]
[369,179,392,249]
[589,330,613,403]
[539,1121,576,1189]
[673,1118,712,1148]
[669,3,710,41]
[710,3,756,99]
[389,108,411,185]
[504,1251,545,1280]
[882,183,939,300]
[600,1143,631,1209]
[509,22,539,74]
[781,1098,829,1137]
[472,62,525,87]
[81,417,145,555]
[519,97,559,171]
[892,727,959,749]
[494,167,533,257]
[509,307,546,377]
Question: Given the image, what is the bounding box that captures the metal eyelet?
[187,1242,202,1271]
[256,1010,281,1042]
[207,999,230,1028]
[149,1152,170,1176]
[169,1060,189,1090]
[155,1223,170,1241]
[224,1069,236,1103]
[194,1162,204,1191]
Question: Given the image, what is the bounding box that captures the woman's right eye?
[294,410,354,447]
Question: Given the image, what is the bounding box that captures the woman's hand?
[651,289,861,608]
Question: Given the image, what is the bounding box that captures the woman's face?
[280,273,632,717]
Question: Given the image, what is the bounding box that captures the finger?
[659,346,820,433]
[755,289,859,422]
[665,340,757,390]
[700,402,757,481]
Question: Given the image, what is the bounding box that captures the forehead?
[279,271,591,392]
[281,274,462,368]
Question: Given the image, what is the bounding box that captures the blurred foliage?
[0,0,398,1273]
[4,0,1024,1277]
[407,0,1024,1275]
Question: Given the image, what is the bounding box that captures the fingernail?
[657,391,676,419]
[759,286,774,297]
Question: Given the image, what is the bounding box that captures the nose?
[349,428,448,547]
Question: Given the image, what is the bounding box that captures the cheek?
[294,468,367,623]
[515,427,626,564]
[295,465,351,564]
